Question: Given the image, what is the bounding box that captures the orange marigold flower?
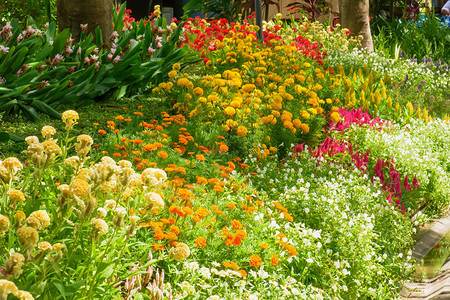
[196,176,208,185]
[231,219,243,230]
[170,225,180,235]
[271,254,279,266]
[195,236,207,248]
[236,126,248,137]
[134,112,143,116]
[213,185,224,192]
[152,242,165,251]
[113,153,121,157]
[93,123,100,126]
[182,207,194,215]
[195,207,211,219]
[98,129,106,135]
[230,262,239,271]
[260,242,269,249]
[226,203,236,209]
[196,154,205,161]
[219,143,229,152]
[239,270,247,277]
[153,227,165,240]
[165,231,178,240]
[116,115,124,120]
[158,151,168,158]
[235,229,247,240]
[249,255,262,268]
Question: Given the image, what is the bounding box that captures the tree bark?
[339,0,373,51]
[56,0,113,43]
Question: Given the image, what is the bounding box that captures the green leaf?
[35,42,53,61]
[0,132,25,142]
[114,2,127,34]
[0,99,18,113]
[97,263,115,280]
[0,85,30,99]
[17,103,40,121]
[51,28,71,57]
[9,47,29,74]
[46,22,57,43]
[15,69,39,86]
[95,26,103,46]
[31,100,62,119]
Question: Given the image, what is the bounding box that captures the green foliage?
[372,16,450,64]
[0,10,192,121]
[0,0,56,28]
[183,0,247,20]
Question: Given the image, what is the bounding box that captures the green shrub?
[0,6,193,121]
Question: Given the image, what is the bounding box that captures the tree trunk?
[56,0,113,43]
[339,0,373,51]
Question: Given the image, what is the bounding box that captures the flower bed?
[0,11,449,300]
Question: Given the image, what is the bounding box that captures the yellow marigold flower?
[283,121,293,130]
[271,101,282,110]
[29,210,50,229]
[241,84,256,93]
[308,108,318,115]
[0,214,10,235]
[41,125,56,140]
[69,178,90,198]
[176,78,193,89]
[224,107,236,116]
[172,63,181,71]
[0,279,19,299]
[230,100,241,108]
[292,119,302,129]
[300,123,310,133]
[169,242,190,261]
[16,226,39,251]
[300,110,310,119]
[144,192,164,213]
[5,252,25,278]
[62,110,79,130]
[141,168,167,187]
[7,189,25,204]
[280,111,292,122]
[193,87,203,97]
[271,110,280,118]
[236,126,248,137]
[168,70,177,78]
[330,112,341,123]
